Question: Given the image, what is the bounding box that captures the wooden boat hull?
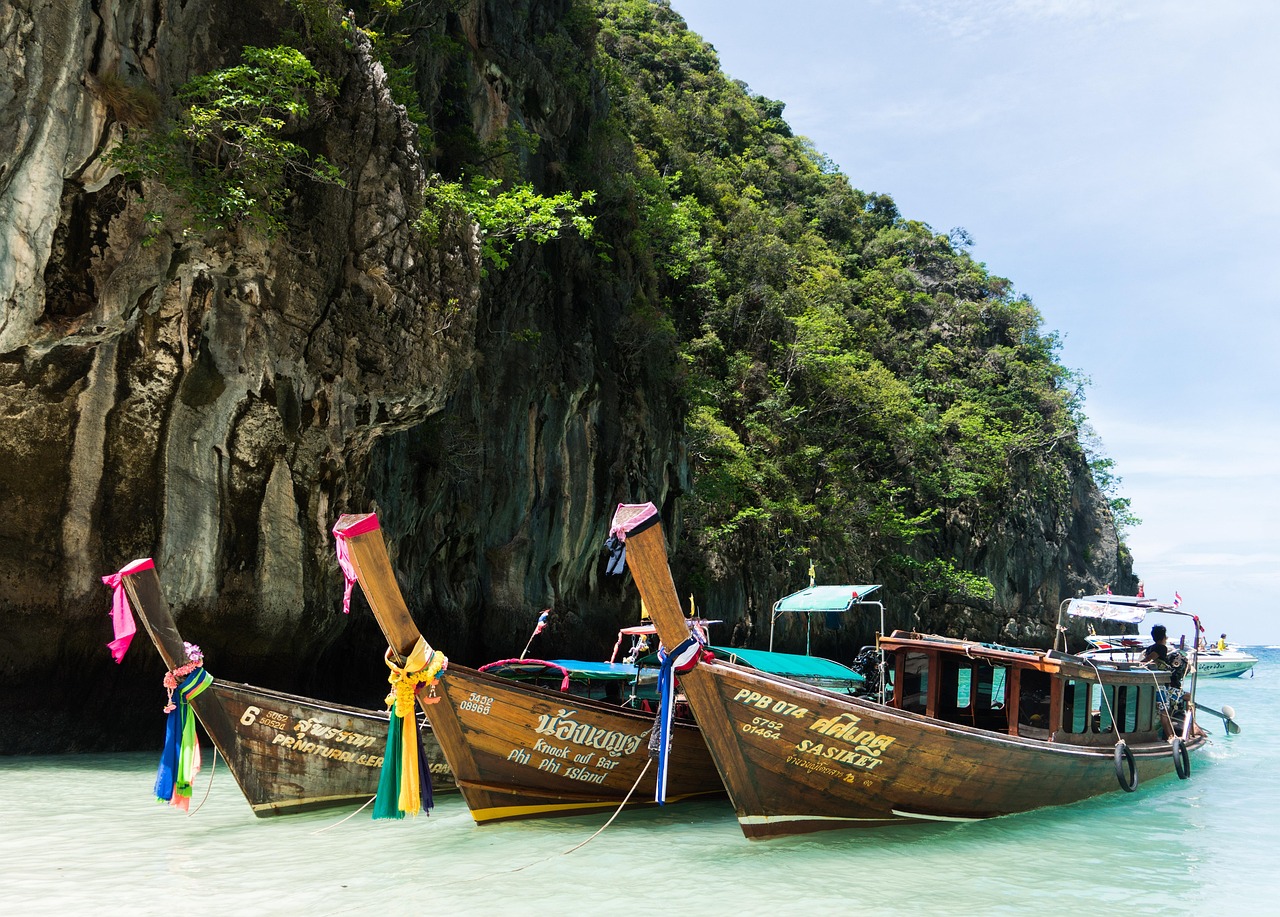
[332,513,724,824]
[420,664,719,822]
[615,503,1209,839]
[673,661,1207,838]
[118,562,455,816]
[201,679,453,815]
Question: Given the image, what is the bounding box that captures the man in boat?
[1141,624,1185,688]
[1217,633,1228,651]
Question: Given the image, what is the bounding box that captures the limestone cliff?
[0,0,1131,754]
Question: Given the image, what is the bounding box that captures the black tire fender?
[1115,741,1139,792]
[1172,737,1191,780]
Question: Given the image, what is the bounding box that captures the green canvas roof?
[772,584,881,613]
[707,645,865,683]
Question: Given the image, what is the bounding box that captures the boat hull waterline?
[118,562,454,815]
[332,513,724,824]
[615,504,1208,840]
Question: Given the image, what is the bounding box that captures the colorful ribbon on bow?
[652,635,711,804]
[154,657,213,810]
[332,514,381,614]
[373,637,447,819]
[101,558,155,663]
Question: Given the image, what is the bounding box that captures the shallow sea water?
[3,649,1277,916]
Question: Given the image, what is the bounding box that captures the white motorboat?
[1082,633,1257,678]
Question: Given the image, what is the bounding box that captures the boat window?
[955,667,972,708]
[1096,684,1115,733]
[1120,685,1140,732]
[980,667,1007,708]
[1017,668,1052,731]
[1136,685,1155,732]
[1062,679,1090,734]
[902,652,929,713]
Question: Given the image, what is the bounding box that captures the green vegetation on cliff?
[593,0,1106,605]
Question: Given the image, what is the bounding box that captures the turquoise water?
[3,649,1276,916]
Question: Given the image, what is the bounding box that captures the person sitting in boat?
[1141,624,1185,687]
[1141,625,1169,664]
[1217,633,1228,651]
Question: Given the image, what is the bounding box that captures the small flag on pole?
[520,609,551,659]
[1172,592,1182,609]
[1105,585,1112,595]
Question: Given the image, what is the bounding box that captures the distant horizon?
[672,0,1280,642]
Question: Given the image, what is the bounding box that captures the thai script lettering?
[807,713,896,757]
[291,719,379,749]
[533,709,645,758]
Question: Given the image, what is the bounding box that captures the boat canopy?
[769,584,884,655]
[1056,593,1203,655]
[772,584,881,613]
[1066,595,1161,624]
[706,645,865,683]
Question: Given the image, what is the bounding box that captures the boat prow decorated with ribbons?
[105,558,454,816]
[610,502,1214,840]
[331,512,725,824]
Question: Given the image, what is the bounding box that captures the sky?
[670,0,1280,642]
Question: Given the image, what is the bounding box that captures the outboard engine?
[851,646,884,697]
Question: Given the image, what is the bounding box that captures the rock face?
[0,0,1129,754]
[0,0,672,752]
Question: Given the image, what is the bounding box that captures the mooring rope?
[559,757,653,856]
[186,745,218,817]
[459,757,655,883]
[311,794,378,834]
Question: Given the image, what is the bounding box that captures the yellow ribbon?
[384,638,447,816]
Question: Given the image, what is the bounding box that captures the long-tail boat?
[331,513,724,824]
[106,558,454,815]
[610,502,1211,840]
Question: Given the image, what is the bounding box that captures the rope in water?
[559,757,652,856]
[404,757,656,886]
[186,746,218,817]
[312,794,378,834]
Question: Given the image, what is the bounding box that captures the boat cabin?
[880,631,1174,746]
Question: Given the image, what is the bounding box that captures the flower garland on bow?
[372,637,447,819]
[154,643,213,810]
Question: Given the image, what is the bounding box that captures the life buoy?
[1172,738,1191,779]
[1115,741,1138,792]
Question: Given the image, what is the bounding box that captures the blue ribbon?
[654,636,700,804]
[153,667,210,802]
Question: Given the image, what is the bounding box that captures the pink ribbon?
[331,514,381,614]
[101,558,156,663]
[609,502,658,541]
